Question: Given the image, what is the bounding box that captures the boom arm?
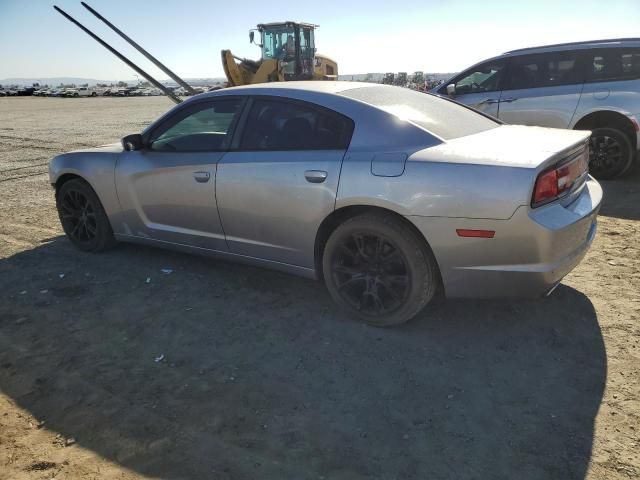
[80,2,196,96]
[53,5,182,104]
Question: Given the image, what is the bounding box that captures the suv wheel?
[588,127,633,179]
[322,213,438,327]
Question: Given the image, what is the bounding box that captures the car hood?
[68,142,123,154]
[413,125,590,170]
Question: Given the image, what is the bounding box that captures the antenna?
[53,5,182,104]
[80,2,196,95]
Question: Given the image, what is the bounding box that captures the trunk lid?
[413,124,590,171]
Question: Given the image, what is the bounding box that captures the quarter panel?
[336,153,534,220]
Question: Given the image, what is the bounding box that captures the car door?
[440,59,507,117]
[498,50,586,128]
[216,96,354,268]
[114,97,244,251]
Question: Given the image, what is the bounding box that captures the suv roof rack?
[504,38,640,54]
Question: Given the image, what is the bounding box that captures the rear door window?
[586,47,640,82]
[341,86,499,140]
[506,51,585,90]
[239,98,354,151]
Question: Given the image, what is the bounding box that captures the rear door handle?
[480,98,499,105]
[501,97,518,103]
[304,170,328,183]
[193,171,210,183]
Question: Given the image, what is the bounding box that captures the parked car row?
[0,87,36,96]
[21,85,220,98]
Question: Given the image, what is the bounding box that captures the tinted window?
[341,86,499,140]
[240,98,353,150]
[151,99,242,152]
[507,51,584,89]
[453,60,506,94]
[587,48,640,82]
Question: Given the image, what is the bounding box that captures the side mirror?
[446,83,456,96]
[122,133,144,151]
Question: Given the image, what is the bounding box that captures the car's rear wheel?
[322,213,438,327]
[56,178,116,252]
[588,127,633,179]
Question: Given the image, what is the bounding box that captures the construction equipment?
[382,73,395,85]
[395,72,408,87]
[222,22,338,86]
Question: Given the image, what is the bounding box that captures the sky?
[1,0,639,82]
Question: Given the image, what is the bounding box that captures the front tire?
[56,178,116,252]
[587,127,633,179]
[322,213,438,327]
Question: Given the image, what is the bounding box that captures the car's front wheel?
[588,127,633,179]
[56,178,116,252]
[322,213,438,327]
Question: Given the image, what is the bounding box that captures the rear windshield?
[340,86,499,140]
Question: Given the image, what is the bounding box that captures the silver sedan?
[49,82,602,326]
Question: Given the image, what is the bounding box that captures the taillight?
[532,147,588,207]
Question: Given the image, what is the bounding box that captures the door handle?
[501,97,518,103]
[193,171,210,183]
[479,98,499,105]
[304,170,328,183]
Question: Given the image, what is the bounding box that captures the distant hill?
[0,77,228,87]
[0,77,116,87]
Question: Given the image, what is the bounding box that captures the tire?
[56,178,116,252]
[587,127,633,179]
[322,213,438,327]
[74,93,79,97]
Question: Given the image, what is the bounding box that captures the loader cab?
[255,21,317,80]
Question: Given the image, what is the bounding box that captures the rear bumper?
[408,176,602,298]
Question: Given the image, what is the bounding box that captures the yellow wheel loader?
[222,22,338,86]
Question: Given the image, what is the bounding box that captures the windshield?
[340,86,500,140]
[261,26,296,61]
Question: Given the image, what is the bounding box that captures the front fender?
[49,147,122,219]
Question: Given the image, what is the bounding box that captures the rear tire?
[587,127,633,179]
[322,213,438,327]
[56,178,116,252]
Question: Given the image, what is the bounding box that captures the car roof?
[199,81,381,99]
[440,38,640,84]
[503,38,640,55]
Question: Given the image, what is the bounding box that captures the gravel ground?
[0,96,639,480]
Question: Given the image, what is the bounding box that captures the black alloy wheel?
[56,178,116,252]
[323,213,438,327]
[59,188,98,244]
[587,127,633,179]
[330,232,411,316]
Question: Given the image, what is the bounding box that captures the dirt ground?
[0,96,638,480]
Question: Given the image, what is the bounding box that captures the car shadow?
[0,238,606,479]
[598,159,640,221]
